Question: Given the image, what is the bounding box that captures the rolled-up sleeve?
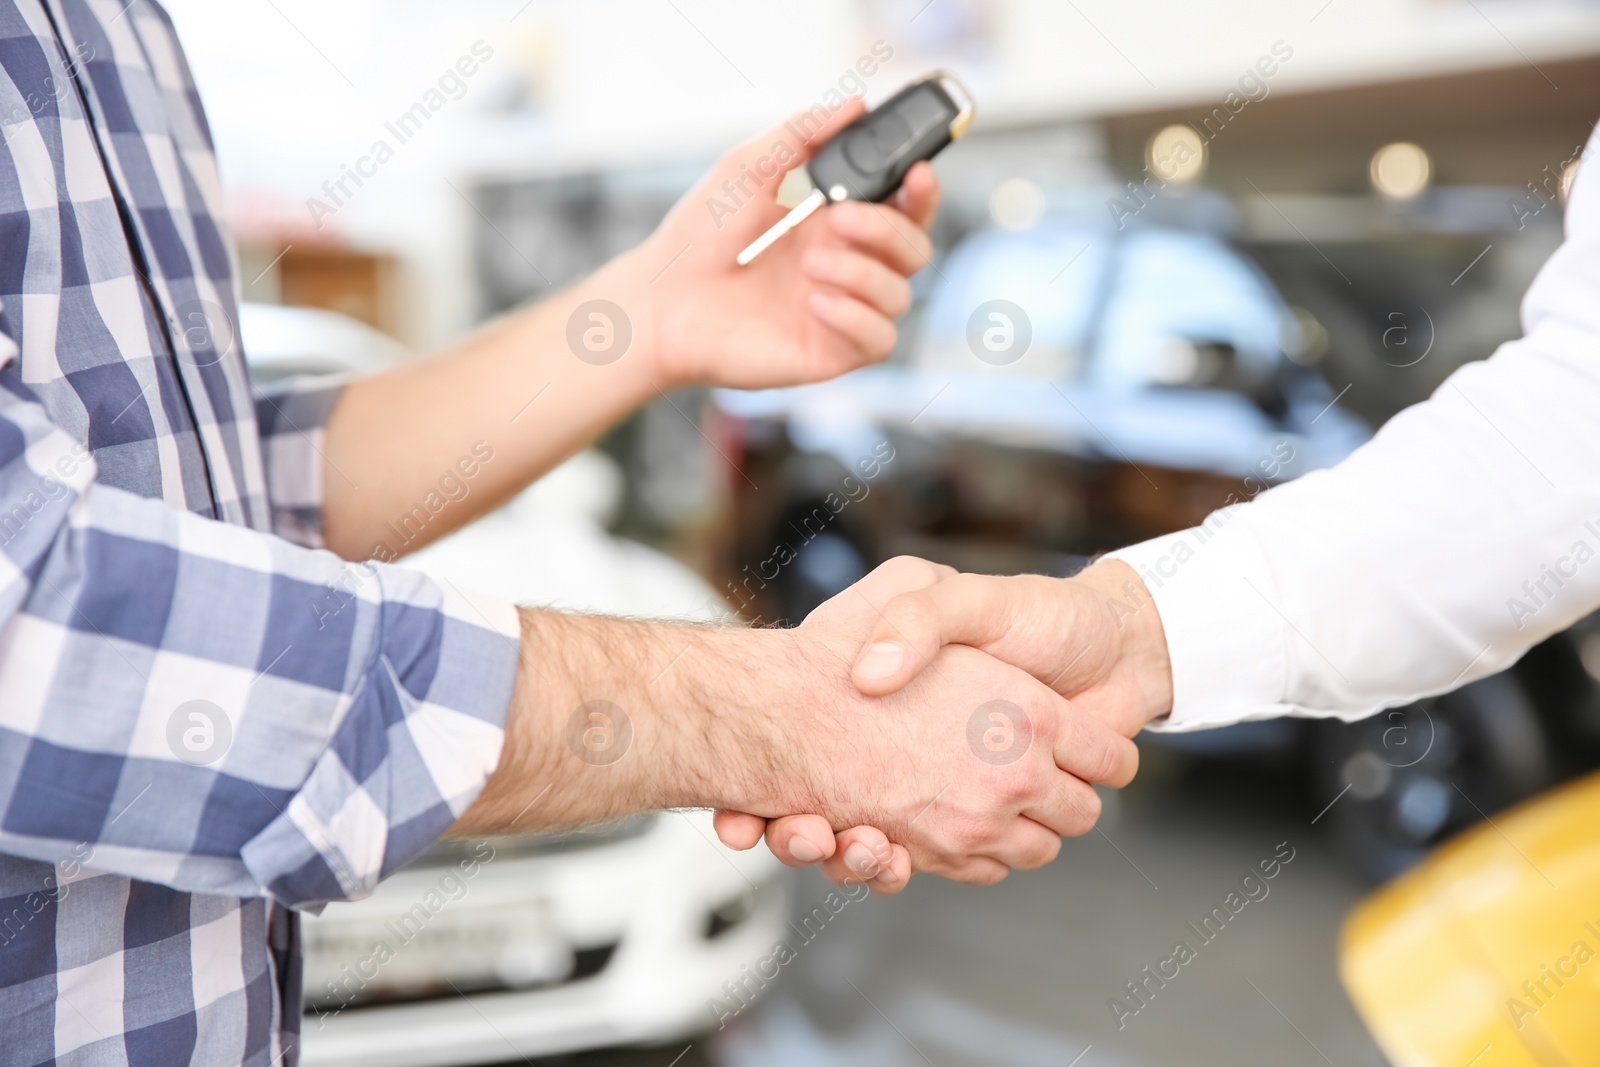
[255,375,347,549]
[0,364,521,909]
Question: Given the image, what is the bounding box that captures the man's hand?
[322,98,936,561]
[713,559,1173,889]
[848,560,1174,735]
[637,99,940,392]
[455,558,1137,889]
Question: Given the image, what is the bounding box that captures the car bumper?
[299,811,789,1067]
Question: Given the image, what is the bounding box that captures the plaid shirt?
[0,2,521,1064]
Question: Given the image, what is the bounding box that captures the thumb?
[746,96,867,168]
[719,99,868,216]
[851,574,1014,696]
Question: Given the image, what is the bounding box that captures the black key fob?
[808,72,974,204]
[737,72,975,265]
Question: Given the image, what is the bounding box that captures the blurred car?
[712,218,1371,620]
[1341,769,1600,1065]
[240,303,791,1066]
[708,213,1600,882]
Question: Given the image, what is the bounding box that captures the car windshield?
[917,220,1288,391]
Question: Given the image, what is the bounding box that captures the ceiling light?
[1370,142,1431,201]
[1146,125,1206,184]
[989,178,1045,231]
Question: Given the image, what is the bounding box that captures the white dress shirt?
[1110,131,1600,732]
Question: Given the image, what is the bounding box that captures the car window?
[915,222,1110,378]
[1092,229,1286,391]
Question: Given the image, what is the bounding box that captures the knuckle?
[1032,702,1064,752]
[1108,735,1138,786]
[1067,786,1103,835]
[995,768,1039,807]
[967,862,1008,886]
[948,813,995,852]
[887,278,913,317]
[874,555,939,588]
[888,590,939,636]
[1091,734,1122,783]
[1020,835,1062,870]
[838,251,873,288]
[867,322,898,360]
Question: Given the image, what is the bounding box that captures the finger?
[826,200,934,278]
[852,574,1013,696]
[807,290,897,362]
[982,816,1064,871]
[721,100,869,239]
[802,248,913,319]
[1051,705,1140,788]
[817,825,896,885]
[761,814,839,866]
[940,855,1011,885]
[733,98,867,168]
[893,161,942,231]
[782,98,867,161]
[1025,773,1106,839]
[713,810,769,851]
[869,843,913,895]
[850,556,958,612]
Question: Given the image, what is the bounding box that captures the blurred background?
[164,1,1600,1063]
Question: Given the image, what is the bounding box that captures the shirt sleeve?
[0,358,521,909]
[1108,134,1600,733]
[254,375,347,549]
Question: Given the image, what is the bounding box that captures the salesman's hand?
[714,559,1172,890]
[847,561,1175,735]
[632,98,939,391]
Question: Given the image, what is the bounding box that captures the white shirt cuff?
[1105,511,1292,732]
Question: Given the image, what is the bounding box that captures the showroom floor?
[522,750,1391,1067]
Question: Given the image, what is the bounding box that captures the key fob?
[807,73,974,204]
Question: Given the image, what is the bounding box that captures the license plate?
[303,898,562,1007]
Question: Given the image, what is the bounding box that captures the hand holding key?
[738,73,973,264]
[633,91,948,393]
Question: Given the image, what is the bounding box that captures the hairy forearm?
[451,608,801,836]
[319,248,664,561]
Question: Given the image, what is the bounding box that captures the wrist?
[455,610,823,836]
[1076,560,1174,730]
[556,245,674,395]
[654,625,825,814]
[599,240,684,394]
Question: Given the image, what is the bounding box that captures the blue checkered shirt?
[0,2,522,1064]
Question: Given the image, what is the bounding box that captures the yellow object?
[1341,773,1600,1065]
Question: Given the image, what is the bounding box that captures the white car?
[240,303,790,1066]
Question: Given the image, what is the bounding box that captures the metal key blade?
[737,187,826,266]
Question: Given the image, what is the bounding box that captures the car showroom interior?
[28,1,1600,1065]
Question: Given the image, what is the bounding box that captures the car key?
[737,71,975,266]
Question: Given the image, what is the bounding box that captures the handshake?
[710,554,1177,893]
[459,554,1177,893]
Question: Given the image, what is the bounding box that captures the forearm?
[451,609,803,836]
[319,247,667,561]
[317,103,944,563]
